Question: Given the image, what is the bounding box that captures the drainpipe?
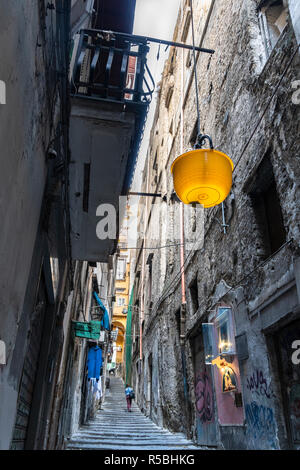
[140,153,151,363]
[179,1,187,311]
[179,201,186,345]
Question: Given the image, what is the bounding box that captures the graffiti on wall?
[195,371,214,424]
[290,383,300,442]
[245,401,279,449]
[246,369,275,399]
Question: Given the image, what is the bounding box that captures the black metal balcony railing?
[71,29,155,104]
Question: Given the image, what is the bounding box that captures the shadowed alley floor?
[66,376,198,450]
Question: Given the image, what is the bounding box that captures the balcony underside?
[69,96,146,262]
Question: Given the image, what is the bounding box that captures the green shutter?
[125,286,134,385]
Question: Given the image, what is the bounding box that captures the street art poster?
[222,366,237,393]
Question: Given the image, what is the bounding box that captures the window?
[189,277,199,313]
[165,86,174,108]
[111,328,119,341]
[92,274,99,293]
[202,323,216,364]
[186,50,192,68]
[181,6,191,42]
[116,258,126,280]
[215,307,235,356]
[117,297,126,307]
[249,155,286,259]
[157,171,162,189]
[153,150,158,172]
[146,253,153,305]
[133,323,136,343]
[258,0,287,59]
[175,308,181,337]
[169,51,176,75]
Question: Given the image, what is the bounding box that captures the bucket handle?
[195,134,214,150]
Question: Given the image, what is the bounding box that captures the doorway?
[10,272,48,449]
[274,319,300,448]
[191,332,217,446]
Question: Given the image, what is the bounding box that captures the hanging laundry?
[96,379,102,400]
[87,345,102,380]
[93,291,110,330]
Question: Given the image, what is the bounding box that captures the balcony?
[69,29,154,262]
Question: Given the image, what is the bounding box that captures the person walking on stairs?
[125,384,135,412]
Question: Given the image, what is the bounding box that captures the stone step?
[71,435,192,445]
[89,421,160,426]
[84,428,172,435]
[71,432,188,442]
[71,433,188,441]
[68,442,198,450]
[83,426,171,432]
[88,426,169,432]
[66,376,197,450]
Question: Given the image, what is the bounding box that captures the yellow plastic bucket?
[171,149,234,208]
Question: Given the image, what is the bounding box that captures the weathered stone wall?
[132,0,300,449]
[0,0,60,449]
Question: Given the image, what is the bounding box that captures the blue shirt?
[87,346,102,380]
[125,387,133,396]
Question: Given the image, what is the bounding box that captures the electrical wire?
[89,5,299,328]
[148,42,300,309]
[223,239,293,294]
[135,239,294,326]
[142,0,210,310]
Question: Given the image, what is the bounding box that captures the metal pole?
[82,28,215,55]
[128,192,162,197]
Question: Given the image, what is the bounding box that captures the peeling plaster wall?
[133,0,300,449]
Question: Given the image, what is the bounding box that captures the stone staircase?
[66,376,198,450]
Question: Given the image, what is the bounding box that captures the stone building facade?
[0,0,74,449]
[131,0,300,450]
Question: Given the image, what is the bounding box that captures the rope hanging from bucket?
[189,0,214,150]
[170,1,234,210]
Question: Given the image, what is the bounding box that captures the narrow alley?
[0,0,300,454]
[67,377,198,450]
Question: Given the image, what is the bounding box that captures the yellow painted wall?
[112,234,131,365]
